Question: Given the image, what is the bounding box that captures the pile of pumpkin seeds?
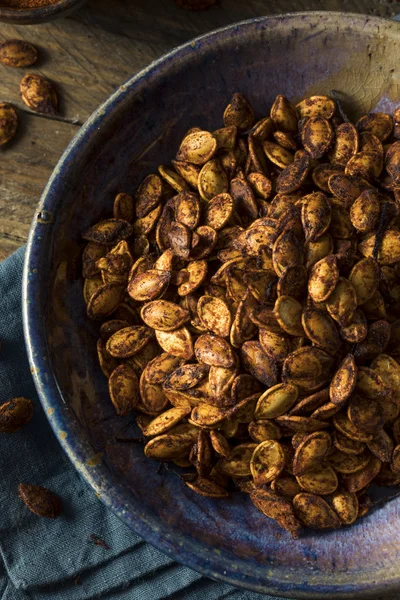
[81,93,400,537]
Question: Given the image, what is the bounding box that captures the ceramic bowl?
[23,12,400,599]
[0,0,86,24]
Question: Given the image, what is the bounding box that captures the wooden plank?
[0,113,78,239]
[0,0,397,260]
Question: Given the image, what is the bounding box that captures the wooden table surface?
[0,0,399,260]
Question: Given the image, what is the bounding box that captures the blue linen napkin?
[0,246,277,600]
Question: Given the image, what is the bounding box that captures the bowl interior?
[24,13,400,599]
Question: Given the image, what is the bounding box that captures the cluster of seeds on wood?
[82,93,400,536]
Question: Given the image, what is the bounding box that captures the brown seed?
[255,383,298,419]
[293,431,331,476]
[178,260,207,296]
[134,174,162,218]
[325,277,357,327]
[158,166,189,193]
[86,282,124,320]
[213,125,237,151]
[113,192,135,222]
[248,420,281,443]
[312,163,344,193]
[108,363,139,415]
[308,255,339,302]
[217,443,257,477]
[342,456,381,493]
[204,193,233,230]
[106,326,153,358]
[296,95,335,120]
[367,429,394,463]
[356,112,393,142]
[339,309,368,343]
[263,141,293,169]
[333,410,373,443]
[209,430,231,457]
[272,229,304,277]
[223,93,254,130]
[328,448,371,474]
[330,354,357,406]
[345,151,383,182]
[331,490,358,525]
[251,488,301,538]
[276,415,329,433]
[145,353,184,385]
[241,341,278,386]
[276,153,310,194]
[18,484,62,519]
[194,333,234,368]
[177,130,217,165]
[144,432,194,460]
[270,95,298,133]
[0,102,18,146]
[328,173,371,208]
[301,117,333,159]
[311,401,341,420]
[197,295,232,338]
[185,476,229,498]
[164,363,208,391]
[83,219,133,246]
[0,39,38,67]
[386,140,400,185]
[97,338,118,378]
[171,160,200,189]
[0,397,34,433]
[349,189,380,232]
[348,394,384,434]
[143,407,190,437]
[20,73,58,115]
[293,493,341,529]
[128,269,171,302]
[328,122,358,165]
[156,327,194,360]
[296,462,338,495]
[140,300,189,332]
[282,346,334,391]
[250,440,285,485]
[289,388,330,416]
[358,229,400,265]
[301,191,331,242]
[302,308,340,354]
[333,430,365,455]
[305,233,334,270]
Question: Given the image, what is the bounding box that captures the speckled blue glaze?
[22,13,400,599]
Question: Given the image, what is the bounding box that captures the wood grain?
[0,0,398,259]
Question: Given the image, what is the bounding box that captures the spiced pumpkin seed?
[0,102,18,146]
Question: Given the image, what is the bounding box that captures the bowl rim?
[0,0,86,24]
[22,11,400,599]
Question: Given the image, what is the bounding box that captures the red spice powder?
[0,0,61,7]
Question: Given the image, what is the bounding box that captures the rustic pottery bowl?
[23,12,400,599]
[0,0,86,24]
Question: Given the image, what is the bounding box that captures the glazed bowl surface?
[23,12,400,599]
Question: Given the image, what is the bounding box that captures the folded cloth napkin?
[0,246,278,600]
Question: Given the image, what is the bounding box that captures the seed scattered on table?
[18,483,62,518]
[0,39,38,68]
[0,397,34,432]
[81,92,400,537]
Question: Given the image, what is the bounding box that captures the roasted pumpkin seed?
[82,93,400,537]
[250,440,285,485]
